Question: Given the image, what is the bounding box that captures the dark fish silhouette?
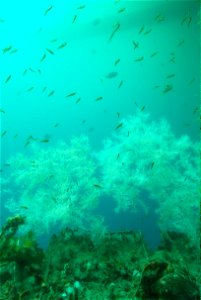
[106,71,118,79]
[44,5,53,16]
[109,22,120,41]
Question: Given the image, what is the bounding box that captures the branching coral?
[5,136,101,235]
[4,112,200,245]
[97,111,200,243]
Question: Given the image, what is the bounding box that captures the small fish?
[193,106,200,115]
[140,105,146,112]
[177,39,185,47]
[1,130,7,137]
[9,49,18,54]
[115,122,123,130]
[169,57,175,63]
[138,25,145,34]
[20,206,28,210]
[132,41,139,50]
[29,67,36,73]
[2,45,12,54]
[163,84,173,93]
[66,92,76,97]
[118,80,123,89]
[169,53,175,63]
[150,51,158,58]
[5,75,11,83]
[46,48,54,55]
[166,74,175,79]
[44,5,53,16]
[77,4,86,9]
[24,135,37,147]
[27,86,34,92]
[181,15,191,27]
[13,134,18,138]
[189,78,195,85]
[40,53,46,62]
[24,141,30,147]
[134,56,144,62]
[76,97,81,104]
[114,58,120,66]
[48,90,55,97]
[109,22,120,41]
[93,184,103,189]
[134,101,139,107]
[57,42,67,49]
[40,139,50,143]
[0,19,5,23]
[24,136,34,147]
[143,29,152,35]
[154,14,165,23]
[116,153,120,159]
[0,109,5,113]
[106,71,118,79]
[53,123,59,127]
[72,15,77,24]
[38,69,42,74]
[47,174,54,180]
[22,69,27,76]
[118,7,125,13]
[117,112,120,118]
[95,96,103,101]
[42,86,47,92]
[50,38,58,43]
[150,162,155,169]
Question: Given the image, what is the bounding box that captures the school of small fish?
[1,1,197,166]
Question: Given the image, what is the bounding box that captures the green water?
[1,1,200,244]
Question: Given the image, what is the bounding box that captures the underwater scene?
[0,0,200,299]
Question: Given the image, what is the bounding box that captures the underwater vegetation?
[1,111,199,297]
[0,217,200,300]
[3,111,200,246]
[0,1,200,299]
[4,136,101,235]
[97,111,200,245]
[0,216,44,299]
